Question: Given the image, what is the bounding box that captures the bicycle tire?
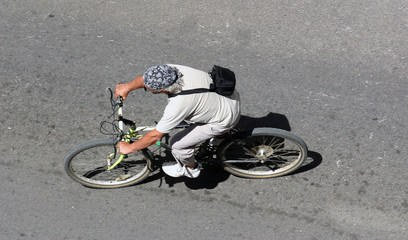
[218,128,308,178]
[64,138,153,189]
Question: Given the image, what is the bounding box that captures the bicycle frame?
[106,96,171,171]
[104,89,246,171]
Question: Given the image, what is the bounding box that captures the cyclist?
[115,64,240,178]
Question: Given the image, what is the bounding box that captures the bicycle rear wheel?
[218,128,308,178]
[64,138,152,188]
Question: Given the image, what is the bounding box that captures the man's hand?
[116,129,165,155]
[117,142,134,155]
[114,76,145,100]
[115,83,130,100]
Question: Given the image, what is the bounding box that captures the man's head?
[143,64,182,91]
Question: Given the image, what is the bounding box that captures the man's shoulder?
[168,64,212,89]
[167,64,203,73]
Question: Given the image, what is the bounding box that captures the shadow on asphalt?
[236,112,292,132]
[289,151,323,176]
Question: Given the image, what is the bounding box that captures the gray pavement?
[1,0,407,239]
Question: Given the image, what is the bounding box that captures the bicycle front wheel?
[218,128,308,178]
[64,138,152,189]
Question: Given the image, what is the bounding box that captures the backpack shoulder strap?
[168,88,213,98]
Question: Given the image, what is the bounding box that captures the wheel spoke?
[268,155,287,164]
[274,149,300,156]
[264,162,279,171]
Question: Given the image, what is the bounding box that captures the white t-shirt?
[155,64,241,134]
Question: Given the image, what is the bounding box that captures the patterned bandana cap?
[143,64,181,90]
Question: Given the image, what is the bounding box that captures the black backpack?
[168,65,236,98]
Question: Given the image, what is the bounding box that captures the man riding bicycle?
[115,64,240,178]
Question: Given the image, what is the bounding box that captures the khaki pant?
[170,122,236,166]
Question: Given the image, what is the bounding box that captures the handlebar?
[108,87,123,104]
[101,88,136,135]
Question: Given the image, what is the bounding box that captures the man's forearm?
[128,129,164,152]
[129,135,157,152]
[126,75,144,91]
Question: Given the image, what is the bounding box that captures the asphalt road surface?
[1,1,407,239]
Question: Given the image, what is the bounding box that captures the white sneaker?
[162,162,201,178]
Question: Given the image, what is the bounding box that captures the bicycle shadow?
[139,112,322,189]
[289,150,323,176]
[136,154,230,189]
[235,112,292,132]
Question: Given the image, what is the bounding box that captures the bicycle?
[64,89,308,189]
